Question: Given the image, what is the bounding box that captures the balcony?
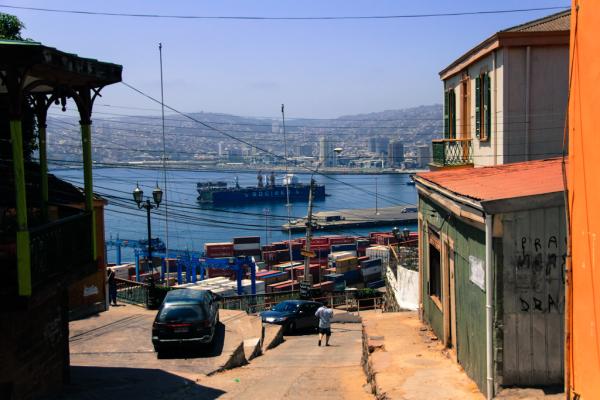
[431,139,473,168]
[0,210,95,296]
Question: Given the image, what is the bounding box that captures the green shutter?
[485,73,492,140]
[475,76,481,139]
[444,89,449,138]
[449,89,456,139]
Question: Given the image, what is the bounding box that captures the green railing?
[431,138,473,167]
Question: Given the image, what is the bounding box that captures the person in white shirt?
[315,304,334,346]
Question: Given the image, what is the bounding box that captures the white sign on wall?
[469,256,485,291]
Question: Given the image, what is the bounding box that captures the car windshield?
[273,302,299,313]
[157,305,206,323]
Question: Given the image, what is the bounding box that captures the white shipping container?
[328,251,357,262]
[366,246,391,268]
[233,243,262,251]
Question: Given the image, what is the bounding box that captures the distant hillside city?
[47,104,441,171]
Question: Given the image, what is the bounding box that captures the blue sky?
[7,1,568,118]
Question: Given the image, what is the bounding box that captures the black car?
[152,289,220,353]
[260,300,321,333]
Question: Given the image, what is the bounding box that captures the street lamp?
[133,183,162,290]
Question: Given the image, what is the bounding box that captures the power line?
[0,4,569,20]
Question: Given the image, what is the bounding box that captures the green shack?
[414,158,566,398]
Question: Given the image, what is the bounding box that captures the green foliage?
[0,13,25,40]
[0,13,37,162]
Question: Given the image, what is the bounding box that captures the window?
[428,229,442,303]
[475,72,492,141]
[444,88,457,139]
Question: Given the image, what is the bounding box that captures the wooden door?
[449,247,457,357]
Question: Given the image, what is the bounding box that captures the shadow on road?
[46,366,226,400]
[157,322,226,359]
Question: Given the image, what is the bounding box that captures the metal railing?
[29,212,94,288]
[431,138,473,167]
[115,278,149,306]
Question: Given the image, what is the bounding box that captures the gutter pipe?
[485,213,494,399]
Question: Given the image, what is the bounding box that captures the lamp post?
[133,183,162,306]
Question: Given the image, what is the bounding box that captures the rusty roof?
[415,158,565,204]
[503,10,570,33]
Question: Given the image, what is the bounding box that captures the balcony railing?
[29,212,94,288]
[431,138,473,167]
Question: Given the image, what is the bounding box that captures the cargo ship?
[197,172,326,204]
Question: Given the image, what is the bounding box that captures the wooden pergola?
[0,39,122,296]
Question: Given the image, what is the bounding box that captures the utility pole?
[375,177,379,215]
[301,177,316,298]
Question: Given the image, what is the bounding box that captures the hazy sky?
[7,1,567,118]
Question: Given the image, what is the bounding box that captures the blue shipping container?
[324,273,345,282]
[331,244,357,253]
[343,269,362,284]
[360,258,382,268]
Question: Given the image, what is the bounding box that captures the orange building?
[567,1,600,398]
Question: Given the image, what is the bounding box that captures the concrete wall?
[499,206,565,386]
[567,2,600,396]
[504,45,568,164]
[0,288,70,400]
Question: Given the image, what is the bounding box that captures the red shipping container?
[311,237,330,246]
[329,236,356,245]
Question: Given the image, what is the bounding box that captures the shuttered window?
[444,90,449,138]
[444,88,457,139]
[475,72,492,141]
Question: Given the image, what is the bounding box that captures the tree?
[0,13,37,162]
[0,13,25,40]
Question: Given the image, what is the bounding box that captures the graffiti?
[513,234,566,313]
[519,294,563,313]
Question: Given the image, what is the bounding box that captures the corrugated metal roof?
[416,158,564,202]
[503,10,570,33]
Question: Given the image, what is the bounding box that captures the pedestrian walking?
[315,303,334,346]
[107,268,117,306]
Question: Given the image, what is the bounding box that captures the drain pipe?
[485,213,494,399]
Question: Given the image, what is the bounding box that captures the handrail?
[432,138,472,143]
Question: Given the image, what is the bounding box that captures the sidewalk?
[362,310,483,400]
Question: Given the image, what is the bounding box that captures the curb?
[262,324,284,352]
[361,321,389,400]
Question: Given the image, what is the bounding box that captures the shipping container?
[328,236,356,245]
[331,243,357,253]
[233,236,261,244]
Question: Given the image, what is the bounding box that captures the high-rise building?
[368,137,378,153]
[377,137,389,155]
[319,137,334,167]
[387,140,404,168]
[416,144,431,169]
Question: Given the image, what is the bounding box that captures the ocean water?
[51,166,417,263]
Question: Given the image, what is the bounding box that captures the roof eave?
[439,30,569,81]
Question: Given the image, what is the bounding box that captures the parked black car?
[152,289,220,353]
[260,300,321,333]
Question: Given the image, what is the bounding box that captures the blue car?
[260,300,321,334]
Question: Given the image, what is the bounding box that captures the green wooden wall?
[419,195,488,393]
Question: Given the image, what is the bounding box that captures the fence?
[115,278,383,314]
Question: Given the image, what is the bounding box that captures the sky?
[5,1,569,119]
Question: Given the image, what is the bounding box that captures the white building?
[432,10,569,169]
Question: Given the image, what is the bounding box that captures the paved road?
[51,305,249,399]
[197,322,374,400]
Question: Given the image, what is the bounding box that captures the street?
[198,322,373,400]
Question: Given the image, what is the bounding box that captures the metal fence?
[115,278,383,314]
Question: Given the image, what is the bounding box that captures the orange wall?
[568,1,600,398]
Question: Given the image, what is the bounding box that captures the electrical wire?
[0,4,569,20]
